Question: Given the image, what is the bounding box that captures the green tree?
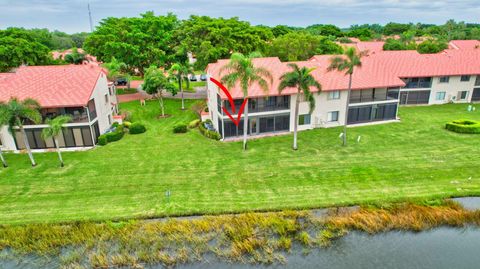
[168,63,190,110]
[0,28,52,72]
[220,52,273,150]
[306,24,343,37]
[0,98,42,166]
[267,32,342,62]
[143,65,177,117]
[271,25,293,37]
[103,57,127,82]
[84,12,179,75]
[346,28,374,41]
[175,16,274,70]
[417,39,448,54]
[328,47,365,146]
[64,48,86,64]
[41,115,72,167]
[383,22,413,36]
[278,64,321,150]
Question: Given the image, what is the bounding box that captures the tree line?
[1,13,480,73]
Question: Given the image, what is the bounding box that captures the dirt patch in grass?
[1,200,479,268]
[157,114,172,119]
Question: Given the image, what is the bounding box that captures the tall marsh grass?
[1,201,479,268]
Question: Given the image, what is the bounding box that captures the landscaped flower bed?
[445,119,480,134]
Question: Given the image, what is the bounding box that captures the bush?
[199,121,221,140]
[105,129,125,142]
[446,120,480,134]
[98,135,108,146]
[123,121,132,129]
[173,124,188,133]
[188,119,201,129]
[129,122,146,134]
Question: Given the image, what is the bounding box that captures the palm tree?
[169,63,189,110]
[278,64,322,150]
[328,47,365,146]
[0,98,42,166]
[220,52,273,151]
[42,115,72,167]
[103,57,127,83]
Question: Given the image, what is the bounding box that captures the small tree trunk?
[343,74,353,146]
[186,76,190,93]
[243,99,249,151]
[179,75,185,110]
[158,91,165,117]
[293,92,301,150]
[0,147,7,168]
[54,137,64,167]
[20,125,36,166]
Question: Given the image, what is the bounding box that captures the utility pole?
[88,3,94,32]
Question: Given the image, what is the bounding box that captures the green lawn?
[1,100,480,225]
[173,81,207,92]
[116,88,138,95]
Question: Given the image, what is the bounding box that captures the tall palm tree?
[328,47,365,146]
[0,98,42,166]
[220,52,273,150]
[278,64,322,150]
[169,63,189,110]
[42,115,72,167]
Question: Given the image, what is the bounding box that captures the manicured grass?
[173,81,207,92]
[116,88,138,95]
[1,100,480,224]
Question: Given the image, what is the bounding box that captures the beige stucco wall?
[429,75,476,104]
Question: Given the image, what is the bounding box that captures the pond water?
[453,197,480,210]
[4,227,478,269]
[178,228,480,269]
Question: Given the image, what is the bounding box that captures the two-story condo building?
[0,65,118,151]
[205,41,480,140]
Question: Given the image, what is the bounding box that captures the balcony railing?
[222,96,290,115]
[350,88,400,104]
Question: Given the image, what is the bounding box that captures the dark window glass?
[275,115,290,131]
[461,75,470,82]
[33,130,46,149]
[439,76,450,83]
[260,117,275,133]
[63,128,76,147]
[26,130,37,149]
[299,114,311,125]
[81,127,93,146]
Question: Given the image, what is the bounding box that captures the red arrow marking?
[210,77,247,127]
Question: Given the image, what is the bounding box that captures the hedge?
[188,119,201,129]
[173,124,188,133]
[199,121,221,140]
[98,135,108,146]
[129,122,146,134]
[105,129,125,142]
[445,119,480,134]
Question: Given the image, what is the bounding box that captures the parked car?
[189,75,197,81]
[115,78,128,86]
[200,74,207,81]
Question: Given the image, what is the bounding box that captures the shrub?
[105,129,124,142]
[98,135,108,146]
[199,121,221,140]
[129,122,146,134]
[123,121,132,129]
[446,119,480,134]
[188,119,201,129]
[112,122,120,128]
[173,124,188,133]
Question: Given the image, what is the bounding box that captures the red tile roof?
[449,40,480,50]
[0,65,106,108]
[207,47,480,99]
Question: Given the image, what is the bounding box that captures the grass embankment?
[1,201,479,268]
[1,101,480,224]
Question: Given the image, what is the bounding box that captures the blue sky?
[0,0,479,33]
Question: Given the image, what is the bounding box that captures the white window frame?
[439,76,450,83]
[328,91,341,100]
[436,91,446,101]
[299,114,311,125]
[328,111,339,122]
[459,91,469,100]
